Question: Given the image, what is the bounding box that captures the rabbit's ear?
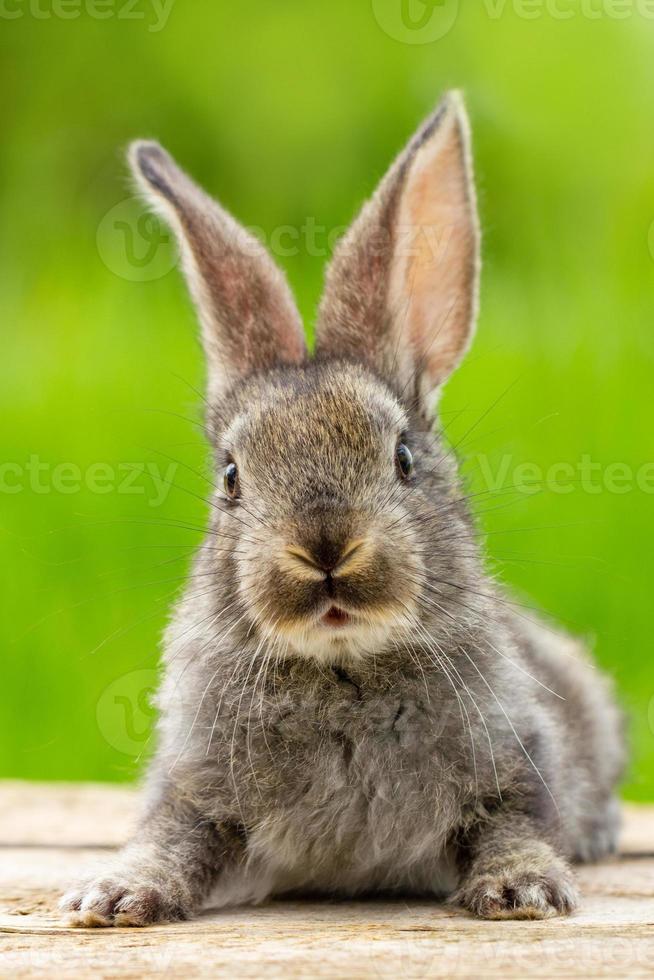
[128,141,307,399]
[315,92,479,418]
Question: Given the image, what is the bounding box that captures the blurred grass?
[1,1,653,797]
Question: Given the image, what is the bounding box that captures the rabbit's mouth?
[261,589,415,661]
[244,518,424,659]
[321,605,351,628]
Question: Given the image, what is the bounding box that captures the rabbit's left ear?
[314,92,480,418]
[128,141,307,402]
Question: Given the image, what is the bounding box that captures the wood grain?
[1,782,653,978]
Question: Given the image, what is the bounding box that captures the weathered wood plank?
[1,783,653,979]
[0,780,136,847]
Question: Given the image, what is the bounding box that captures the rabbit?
[61,91,625,927]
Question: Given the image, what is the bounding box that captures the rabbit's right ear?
[128,141,307,400]
[314,92,480,419]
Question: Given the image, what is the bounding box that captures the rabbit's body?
[151,364,622,911]
[161,591,621,909]
[62,95,624,927]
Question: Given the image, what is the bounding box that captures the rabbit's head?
[130,92,481,662]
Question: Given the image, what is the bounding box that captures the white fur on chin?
[275,611,409,664]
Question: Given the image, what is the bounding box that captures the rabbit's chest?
[243,670,466,844]
[227,672,466,896]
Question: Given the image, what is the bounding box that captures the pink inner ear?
[389,113,478,394]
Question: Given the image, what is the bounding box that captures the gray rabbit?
[62,92,624,926]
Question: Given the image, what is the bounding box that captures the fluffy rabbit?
[62,92,624,926]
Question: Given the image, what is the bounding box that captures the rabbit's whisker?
[171,600,262,771]
[404,610,479,802]
[459,645,560,816]
[228,603,273,819]
[418,587,565,700]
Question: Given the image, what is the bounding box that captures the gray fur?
[61,93,625,927]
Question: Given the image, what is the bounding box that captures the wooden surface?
[1,783,653,978]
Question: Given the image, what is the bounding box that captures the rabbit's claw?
[60,874,185,928]
[454,866,579,920]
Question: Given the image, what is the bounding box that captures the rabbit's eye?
[396,443,414,480]
[223,462,240,499]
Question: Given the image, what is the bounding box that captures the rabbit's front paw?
[60,873,187,928]
[454,865,578,920]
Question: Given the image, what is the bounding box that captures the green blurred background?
[2,0,653,797]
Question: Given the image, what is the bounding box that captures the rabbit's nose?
[311,536,346,574]
[282,538,370,580]
[318,537,368,576]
